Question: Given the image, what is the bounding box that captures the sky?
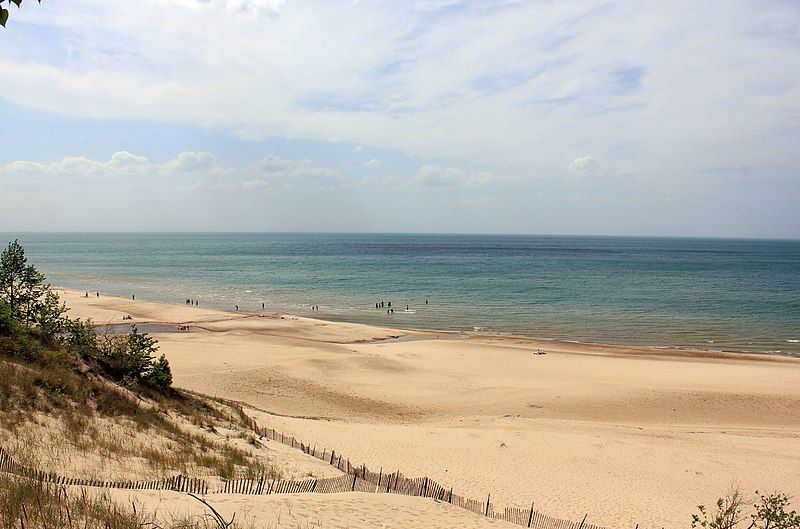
[0,0,798,238]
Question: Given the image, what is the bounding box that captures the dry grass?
[0,476,149,529]
[0,476,273,529]
[0,337,282,482]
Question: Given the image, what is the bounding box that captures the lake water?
[8,232,800,356]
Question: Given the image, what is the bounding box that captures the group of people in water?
[84,291,136,301]
[375,299,428,314]
[84,291,429,319]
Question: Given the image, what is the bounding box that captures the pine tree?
[0,239,66,336]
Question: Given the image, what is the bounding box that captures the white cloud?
[49,156,105,176]
[240,179,268,189]
[567,155,597,172]
[246,154,343,187]
[153,0,284,14]
[2,161,48,174]
[392,164,508,188]
[226,0,285,14]
[246,154,304,175]
[413,165,468,187]
[364,158,381,168]
[105,151,151,175]
[3,1,798,198]
[566,155,610,178]
[1,151,342,189]
[1,151,152,177]
[1,2,799,235]
[160,151,228,175]
[414,1,464,12]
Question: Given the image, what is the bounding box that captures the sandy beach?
[61,289,800,529]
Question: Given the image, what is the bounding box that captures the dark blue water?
[7,233,800,355]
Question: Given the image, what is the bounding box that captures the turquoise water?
[6,233,800,355]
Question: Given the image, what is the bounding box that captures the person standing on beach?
[132,295,135,300]
[235,305,239,311]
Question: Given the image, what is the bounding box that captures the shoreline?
[59,286,800,362]
[55,286,800,528]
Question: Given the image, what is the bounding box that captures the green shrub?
[148,354,173,389]
[98,325,172,389]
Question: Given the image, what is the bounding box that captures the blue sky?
[1,0,798,237]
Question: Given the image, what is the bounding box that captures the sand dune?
[61,289,800,528]
[104,489,518,528]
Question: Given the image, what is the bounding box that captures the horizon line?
[2,230,798,243]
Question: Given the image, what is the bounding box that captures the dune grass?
[0,475,269,529]
[0,330,280,481]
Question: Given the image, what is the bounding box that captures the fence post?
[527,502,535,527]
[421,477,428,497]
[578,514,587,529]
[449,487,453,504]
[351,474,357,491]
[485,493,491,516]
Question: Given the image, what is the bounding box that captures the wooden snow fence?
[226,401,619,529]
[1,401,622,529]
[0,446,208,494]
